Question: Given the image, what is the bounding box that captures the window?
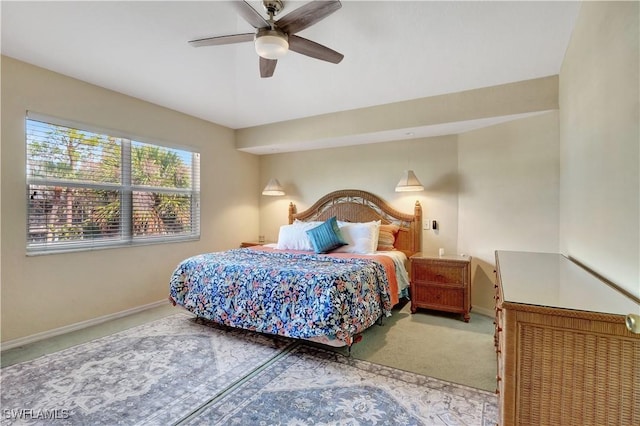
[26,113,200,254]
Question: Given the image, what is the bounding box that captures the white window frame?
[26,112,200,255]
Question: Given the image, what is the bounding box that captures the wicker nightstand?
[409,253,472,322]
[240,241,276,248]
[240,241,264,248]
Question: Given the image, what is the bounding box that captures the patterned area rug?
[185,344,498,425]
[0,314,290,425]
[1,314,497,425]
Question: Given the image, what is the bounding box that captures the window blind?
[26,114,200,253]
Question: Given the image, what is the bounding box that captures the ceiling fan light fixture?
[255,29,289,60]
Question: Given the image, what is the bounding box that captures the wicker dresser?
[494,251,640,426]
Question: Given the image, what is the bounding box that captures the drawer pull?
[626,314,640,334]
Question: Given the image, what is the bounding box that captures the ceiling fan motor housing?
[263,0,284,17]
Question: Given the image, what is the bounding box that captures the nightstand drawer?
[412,285,464,309]
[412,262,466,286]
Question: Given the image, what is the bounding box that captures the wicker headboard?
[288,189,422,257]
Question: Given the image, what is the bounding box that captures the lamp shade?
[255,29,289,60]
[262,178,285,196]
[395,170,424,192]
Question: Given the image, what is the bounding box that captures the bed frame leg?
[345,334,363,357]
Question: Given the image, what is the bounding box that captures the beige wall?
[259,136,460,256]
[257,1,640,314]
[259,112,562,315]
[0,57,260,342]
[458,111,561,313]
[3,0,638,342]
[559,1,639,299]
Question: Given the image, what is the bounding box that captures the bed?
[169,189,422,347]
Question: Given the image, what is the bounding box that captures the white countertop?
[496,251,639,316]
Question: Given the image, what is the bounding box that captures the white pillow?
[294,219,323,226]
[334,220,381,254]
[276,221,322,251]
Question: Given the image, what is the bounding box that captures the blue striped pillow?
[306,216,347,254]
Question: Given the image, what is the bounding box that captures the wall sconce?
[395,170,424,192]
[262,178,285,196]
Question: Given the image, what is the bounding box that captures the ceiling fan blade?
[288,34,343,64]
[278,0,342,35]
[234,1,270,29]
[189,33,254,47]
[260,57,277,78]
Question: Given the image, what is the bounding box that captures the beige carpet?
[2,315,497,425]
[347,300,497,392]
[2,301,497,392]
[1,314,292,425]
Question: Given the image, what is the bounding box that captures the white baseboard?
[472,305,495,318]
[1,300,168,351]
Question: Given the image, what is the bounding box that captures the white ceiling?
[1,1,581,142]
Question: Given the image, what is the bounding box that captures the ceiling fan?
[189,0,344,78]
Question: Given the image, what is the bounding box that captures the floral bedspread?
[169,249,393,346]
